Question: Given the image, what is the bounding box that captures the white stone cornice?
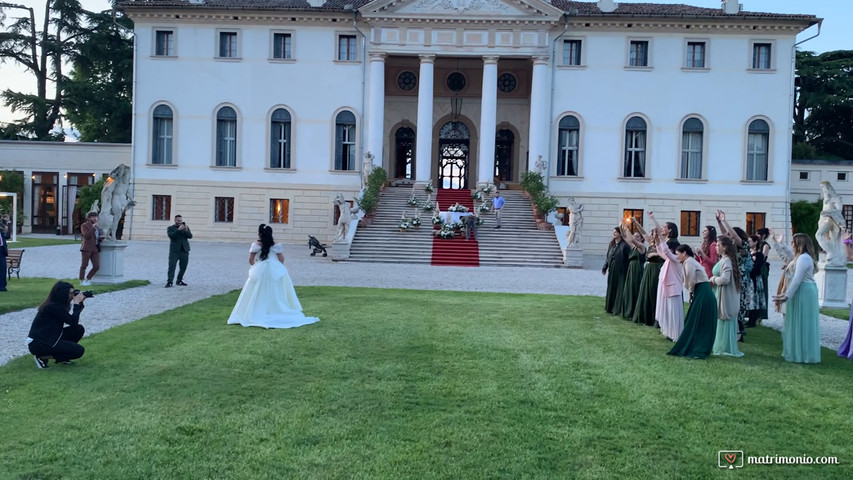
[567,19,809,34]
[124,11,355,25]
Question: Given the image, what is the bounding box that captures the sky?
[0,0,850,128]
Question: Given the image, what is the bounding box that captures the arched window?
[270,108,291,169]
[557,115,580,176]
[624,116,646,178]
[216,106,237,167]
[335,110,356,171]
[746,119,769,181]
[152,104,173,165]
[680,118,703,179]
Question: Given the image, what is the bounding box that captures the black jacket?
[28,302,84,347]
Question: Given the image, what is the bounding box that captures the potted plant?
[411,216,422,229]
[520,171,545,199]
[424,179,434,194]
[399,213,411,231]
[407,193,419,206]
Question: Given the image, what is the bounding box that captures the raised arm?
[648,211,661,232]
[716,209,738,241]
[768,228,794,264]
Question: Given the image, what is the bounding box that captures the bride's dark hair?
[257,224,274,261]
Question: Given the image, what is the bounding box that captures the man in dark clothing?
[166,215,192,287]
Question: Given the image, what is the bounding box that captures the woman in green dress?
[632,221,662,326]
[620,221,646,320]
[664,242,717,358]
[774,233,821,364]
[603,226,630,315]
[710,236,744,357]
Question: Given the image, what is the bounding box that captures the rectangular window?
[746,132,769,181]
[680,211,700,237]
[838,172,847,181]
[629,40,649,67]
[337,35,357,61]
[680,131,703,179]
[155,30,174,56]
[799,171,809,180]
[685,41,705,68]
[338,124,356,170]
[152,115,173,165]
[270,199,289,224]
[216,119,237,167]
[152,195,171,221]
[558,128,578,176]
[219,32,238,58]
[273,33,292,59]
[623,209,643,233]
[215,197,234,223]
[745,212,766,235]
[752,43,771,69]
[843,205,853,232]
[562,40,582,66]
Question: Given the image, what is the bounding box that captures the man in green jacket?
[166,215,192,287]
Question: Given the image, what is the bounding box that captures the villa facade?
[120,0,819,253]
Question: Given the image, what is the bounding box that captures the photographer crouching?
[25,281,93,369]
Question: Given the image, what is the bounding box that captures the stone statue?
[361,152,375,190]
[96,164,135,242]
[816,180,846,266]
[566,198,584,248]
[534,155,547,176]
[333,193,359,242]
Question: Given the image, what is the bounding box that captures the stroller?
[308,235,328,257]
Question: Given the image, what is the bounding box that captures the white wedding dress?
[227,243,320,329]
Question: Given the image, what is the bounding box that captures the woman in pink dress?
[650,212,684,341]
[695,225,718,278]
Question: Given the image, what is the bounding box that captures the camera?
[73,289,95,298]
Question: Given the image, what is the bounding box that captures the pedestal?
[815,262,848,308]
[331,240,351,261]
[563,246,583,268]
[92,241,128,284]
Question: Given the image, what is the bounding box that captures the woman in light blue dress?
[775,233,820,364]
[228,224,320,329]
[709,236,743,357]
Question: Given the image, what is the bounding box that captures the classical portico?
[361,0,563,188]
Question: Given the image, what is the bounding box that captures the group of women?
[603,210,822,363]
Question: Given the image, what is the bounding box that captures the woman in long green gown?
[632,221,662,326]
[603,227,630,316]
[666,244,718,359]
[776,233,821,364]
[620,222,646,320]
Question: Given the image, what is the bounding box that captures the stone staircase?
[347,186,565,267]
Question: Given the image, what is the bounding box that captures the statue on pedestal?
[816,181,846,266]
[333,193,359,242]
[566,198,584,248]
[362,152,375,190]
[95,164,135,242]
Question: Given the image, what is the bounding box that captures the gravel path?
[2,238,850,365]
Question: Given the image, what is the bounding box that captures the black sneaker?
[34,356,49,369]
[176,281,188,286]
[166,281,173,288]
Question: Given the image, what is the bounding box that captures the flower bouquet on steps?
[435,224,455,239]
[448,203,468,213]
[407,193,419,206]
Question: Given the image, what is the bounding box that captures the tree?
[63,7,132,142]
[0,0,88,141]
[794,50,853,159]
[0,169,25,228]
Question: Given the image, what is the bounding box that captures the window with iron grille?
[681,210,700,237]
[215,197,234,223]
[152,195,171,221]
[745,212,765,235]
[270,199,289,224]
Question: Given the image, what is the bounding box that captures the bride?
[227,224,319,329]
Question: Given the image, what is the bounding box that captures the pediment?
[361,0,564,21]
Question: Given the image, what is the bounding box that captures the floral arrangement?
[478,202,491,213]
[399,214,411,230]
[422,202,435,212]
[471,190,484,201]
[424,179,434,194]
[432,213,443,225]
[435,224,455,239]
[476,217,484,226]
[411,216,422,227]
[407,194,419,206]
[448,203,469,213]
[449,221,464,231]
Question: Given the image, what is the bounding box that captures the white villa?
[114,0,819,253]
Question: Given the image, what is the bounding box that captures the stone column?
[366,52,386,171]
[415,55,435,183]
[527,56,550,174]
[477,56,499,187]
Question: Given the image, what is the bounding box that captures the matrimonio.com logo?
[718,451,744,469]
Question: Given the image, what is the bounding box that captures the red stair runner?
[431,189,479,267]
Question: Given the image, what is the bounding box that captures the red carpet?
[431,189,479,266]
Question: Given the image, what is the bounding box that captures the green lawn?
[821,306,851,321]
[6,237,80,248]
[0,278,150,314]
[1,287,850,479]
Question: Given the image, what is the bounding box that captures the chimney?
[598,0,618,13]
[722,1,741,14]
